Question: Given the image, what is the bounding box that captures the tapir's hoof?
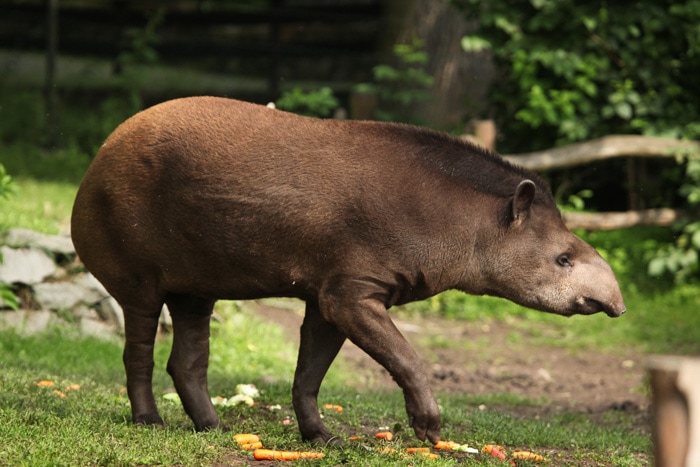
[195,421,230,433]
[303,432,343,446]
[134,413,165,427]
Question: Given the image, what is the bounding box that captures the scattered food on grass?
[432,440,479,454]
[434,440,461,450]
[374,431,393,441]
[53,389,66,398]
[207,383,261,407]
[406,447,431,454]
[235,383,260,398]
[234,434,261,445]
[36,380,55,387]
[321,403,343,413]
[162,392,182,405]
[253,449,325,461]
[240,442,263,450]
[511,451,547,462]
[65,383,80,391]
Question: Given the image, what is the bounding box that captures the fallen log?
[504,135,700,171]
[563,208,688,230]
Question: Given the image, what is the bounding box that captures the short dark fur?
[373,123,555,204]
[71,97,625,447]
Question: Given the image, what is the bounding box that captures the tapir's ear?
[511,179,536,224]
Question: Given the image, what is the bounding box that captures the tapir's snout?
[575,251,626,318]
[599,297,627,318]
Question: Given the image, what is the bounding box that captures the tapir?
[71,96,626,444]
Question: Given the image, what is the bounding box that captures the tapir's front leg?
[319,280,441,444]
[293,301,346,444]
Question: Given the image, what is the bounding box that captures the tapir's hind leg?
[122,300,165,427]
[165,294,223,431]
[292,300,346,445]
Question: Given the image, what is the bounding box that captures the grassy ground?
[0,304,651,466]
[0,173,683,466]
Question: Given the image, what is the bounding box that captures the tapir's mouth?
[576,297,626,318]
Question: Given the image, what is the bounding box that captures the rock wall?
[0,228,142,338]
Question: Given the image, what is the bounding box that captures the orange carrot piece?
[234,433,261,444]
[252,449,324,461]
[321,404,343,413]
[240,442,263,450]
[483,445,507,460]
[376,447,398,455]
[512,451,547,462]
[406,447,431,454]
[374,431,393,441]
[434,440,461,450]
[348,435,363,441]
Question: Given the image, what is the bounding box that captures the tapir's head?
[477,179,626,318]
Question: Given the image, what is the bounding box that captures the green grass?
[0,173,669,466]
[0,306,650,467]
[0,177,78,234]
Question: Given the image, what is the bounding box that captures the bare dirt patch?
[250,300,649,424]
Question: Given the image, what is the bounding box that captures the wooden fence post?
[648,356,700,467]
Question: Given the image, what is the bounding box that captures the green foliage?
[0,163,14,199]
[647,152,700,283]
[355,37,434,123]
[0,178,78,234]
[116,9,164,70]
[454,0,700,149]
[275,87,339,118]
[0,88,138,158]
[0,163,17,310]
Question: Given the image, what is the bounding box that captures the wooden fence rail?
[503,135,700,171]
[497,134,700,230]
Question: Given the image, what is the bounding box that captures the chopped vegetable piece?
[512,451,547,462]
[374,431,393,441]
[253,449,324,461]
[234,434,260,444]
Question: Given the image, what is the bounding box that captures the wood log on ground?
[648,356,700,467]
[503,135,700,171]
[563,208,688,230]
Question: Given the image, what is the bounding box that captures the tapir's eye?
[557,254,573,268]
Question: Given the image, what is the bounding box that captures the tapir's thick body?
[71,96,625,444]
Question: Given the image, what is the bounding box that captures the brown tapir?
[71,96,625,444]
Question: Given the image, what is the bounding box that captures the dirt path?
[250,300,648,419]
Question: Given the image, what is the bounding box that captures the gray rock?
[74,272,110,298]
[0,309,53,333]
[4,228,75,255]
[0,246,57,285]
[96,296,124,330]
[81,316,117,339]
[33,282,100,310]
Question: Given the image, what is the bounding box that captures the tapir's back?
[71,97,457,302]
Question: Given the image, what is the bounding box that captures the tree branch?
[503,135,700,170]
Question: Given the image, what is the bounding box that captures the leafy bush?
[354,37,434,124]
[648,151,700,283]
[275,87,339,118]
[0,163,18,309]
[454,0,700,150]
